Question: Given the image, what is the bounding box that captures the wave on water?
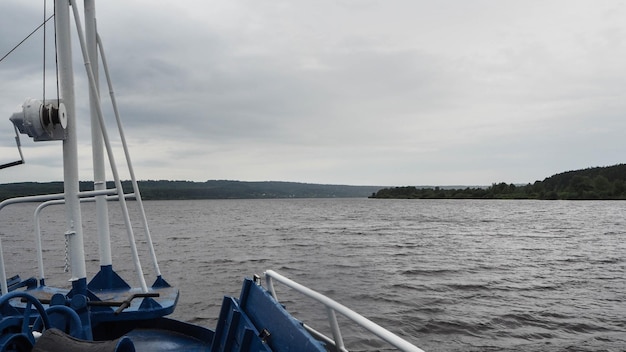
[3,199,626,351]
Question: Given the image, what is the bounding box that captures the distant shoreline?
[0,180,382,201]
[4,164,626,201]
[370,164,626,200]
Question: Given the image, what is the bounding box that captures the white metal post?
[56,0,87,283]
[84,0,112,268]
[97,36,162,278]
[327,307,346,351]
[69,2,148,292]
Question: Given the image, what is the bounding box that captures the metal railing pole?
[263,270,424,352]
[265,275,278,301]
[69,2,147,292]
[33,191,134,285]
[97,33,161,278]
[327,307,346,351]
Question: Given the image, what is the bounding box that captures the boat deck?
[17,285,179,322]
[126,328,210,352]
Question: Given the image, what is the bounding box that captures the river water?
[1,198,625,351]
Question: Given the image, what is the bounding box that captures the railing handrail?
[0,189,121,212]
[263,270,425,352]
[33,192,136,285]
[0,189,128,294]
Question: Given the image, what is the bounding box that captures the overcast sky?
[1,1,626,186]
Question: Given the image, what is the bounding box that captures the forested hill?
[371,164,626,200]
[0,180,382,201]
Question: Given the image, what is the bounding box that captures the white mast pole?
[84,0,112,269]
[56,0,88,289]
[69,2,149,293]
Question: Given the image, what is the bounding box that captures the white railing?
[33,192,136,285]
[263,270,425,352]
[0,189,132,294]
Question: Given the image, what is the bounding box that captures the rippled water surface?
[2,198,626,351]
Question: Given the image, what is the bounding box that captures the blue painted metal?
[14,284,179,326]
[211,278,326,352]
[125,328,208,352]
[6,275,37,292]
[87,287,179,323]
[92,317,213,351]
[69,294,93,340]
[88,265,131,291]
[0,291,51,350]
[33,305,84,339]
[69,278,88,298]
[35,292,91,340]
[212,297,272,352]
[34,271,180,325]
[0,333,32,352]
[2,276,330,351]
[151,275,171,289]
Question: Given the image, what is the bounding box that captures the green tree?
[612,179,625,198]
[568,175,593,198]
[593,175,610,197]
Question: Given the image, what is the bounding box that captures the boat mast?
[84,0,113,273]
[56,0,88,293]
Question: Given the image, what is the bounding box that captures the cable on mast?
[0,15,55,64]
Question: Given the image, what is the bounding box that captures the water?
[1,198,625,351]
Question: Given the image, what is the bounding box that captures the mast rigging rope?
[43,0,47,103]
[0,14,55,64]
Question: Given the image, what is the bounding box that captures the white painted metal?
[97,34,162,277]
[327,307,346,351]
[0,193,70,294]
[57,0,87,283]
[13,98,66,139]
[0,241,5,294]
[33,191,134,283]
[0,188,131,291]
[68,2,148,292]
[264,270,425,352]
[0,189,123,290]
[84,0,113,269]
[13,125,25,164]
[301,324,348,352]
[9,99,67,141]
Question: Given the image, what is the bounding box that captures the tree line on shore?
[370,164,626,200]
[0,180,380,201]
[3,164,625,201]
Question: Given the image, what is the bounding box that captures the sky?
[1,1,626,186]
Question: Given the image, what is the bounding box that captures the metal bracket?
[0,125,25,170]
